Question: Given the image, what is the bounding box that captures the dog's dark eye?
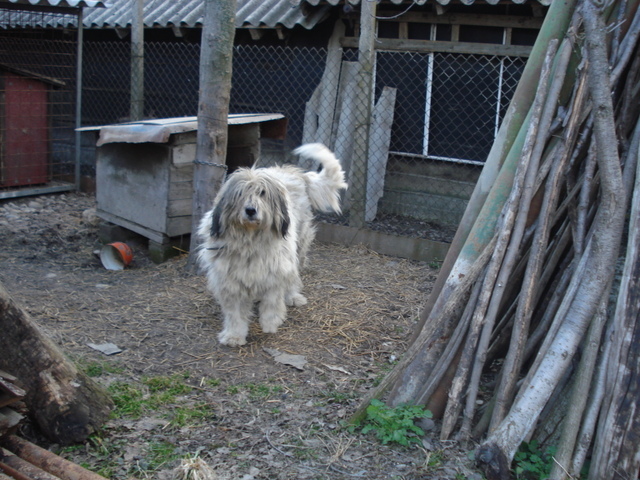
[317,164,323,173]
[260,189,266,197]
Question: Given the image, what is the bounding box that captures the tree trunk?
[0,284,113,445]
[185,0,236,273]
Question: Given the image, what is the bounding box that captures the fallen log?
[0,437,107,480]
[0,448,61,480]
[0,283,113,444]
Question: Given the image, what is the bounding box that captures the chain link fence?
[0,7,79,198]
[79,40,527,241]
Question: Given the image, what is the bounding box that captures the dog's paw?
[260,314,284,334]
[286,293,308,307]
[218,330,247,347]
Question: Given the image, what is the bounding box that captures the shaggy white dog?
[197,143,347,346]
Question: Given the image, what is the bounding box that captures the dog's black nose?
[245,207,257,218]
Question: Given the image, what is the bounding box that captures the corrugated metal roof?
[295,0,551,7]
[2,0,548,30]
[0,0,109,7]
[81,0,330,30]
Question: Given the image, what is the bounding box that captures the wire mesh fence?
[78,40,528,241]
[0,26,526,239]
[0,7,79,198]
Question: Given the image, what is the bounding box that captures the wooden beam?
[348,11,545,29]
[349,0,376,228]
[248,28,263,40]
[341,36,533,57]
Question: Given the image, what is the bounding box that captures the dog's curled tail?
[294,143,348,214]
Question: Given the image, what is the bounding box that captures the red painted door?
[1,72,49,187]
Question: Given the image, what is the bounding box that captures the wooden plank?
[371,11,545,29]
[96,210,167,244]
[333,61,359,181]
[165,216,193,238]
[96,143,170,235]
[171,142,196,166]
[349,0,377,228]
[302,86,321,144]
[167,198,192,218]
[170,164,194,184]
[316,222,449,263]
[366,86,396,222]
[168,180,193,202]
[316,19,345,145]
[341,37,533,57]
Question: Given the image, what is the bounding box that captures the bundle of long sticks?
[352,0,640,478]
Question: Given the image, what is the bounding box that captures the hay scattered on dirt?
[0,193,480,480]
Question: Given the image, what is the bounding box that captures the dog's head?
[210,168,290,239]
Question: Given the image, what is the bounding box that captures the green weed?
[428,259,442,269]
[358,399,432,447]
[513,440,557,480]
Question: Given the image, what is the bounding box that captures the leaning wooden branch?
[440,38,559,443]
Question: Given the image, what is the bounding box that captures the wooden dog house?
[79,114,287,261]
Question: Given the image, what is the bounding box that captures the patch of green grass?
[143,374,192,395]
[59,434,123,478]
[108,373,193,419]
[204,378,221,387]
[357,399,432,447]
[144,440,181,472]
[226,382,283,400]
[316,382,360,404]
[108,382,145,417]
[77,359,123,378]
[171,404,216,427]
[319,390,358,404]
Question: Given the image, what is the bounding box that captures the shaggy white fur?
[197,143,347,346]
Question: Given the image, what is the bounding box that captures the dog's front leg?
[285,273,308,307]
[218,296,252,347]
[258,289,287,334]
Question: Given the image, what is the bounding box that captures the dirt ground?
[0,192,479,480]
